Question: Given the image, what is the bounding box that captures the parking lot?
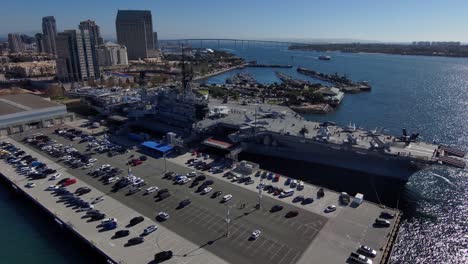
[11,128,328,264]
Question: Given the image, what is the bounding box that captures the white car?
[187,171,197,178]
[202,187,213,194]
[222,194,233,202]
[180,178,192,185]
[47,185,59,191]
[158,212,170,220]
[133,179,145,186]
[291,180,298,188]
[77,205,94,212]
[50,173,62,180]
[91,196,104,204]
[143,225,158,235]
[106,177,119,184]
[26,183,36,188]
[324,205,337,213]
[88,158,97,163]
[101,218,117,224]
[145,186,159,194]
[250,230,261,239]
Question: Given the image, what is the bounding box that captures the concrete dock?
[2,127,402,264]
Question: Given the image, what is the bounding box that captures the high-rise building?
[79,20,103,46]
[78,20,101,77]
[35,33,45,53]
[56,30,97,82]
[116,10,155,60]
[8,33,24,53]
[97,42,128,66]
[42,16,58,55]
[153,32,159,50]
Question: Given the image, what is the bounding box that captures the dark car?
[127,237,144,245]
[139,155,147,161]
[380,211,396,219]
[270,205,284,212]
[75,187,91,196]
[190,181,200,188]
[194,175,206,182]
[154,250,173,262]
[114,230,130,238]
[129,216,144,226]
[179,199,191,208]
[203,180,214,186]
[57,178,70,185]
[292,196,304,203]
[285,210,299,218]
[211,191,222,198]
[374,218,391,227]
[157,192,171,201]
[91,213,106,221]
[301,197,314,205]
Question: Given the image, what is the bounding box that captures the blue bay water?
[200,43,468,263]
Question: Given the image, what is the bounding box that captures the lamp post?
[224,203,232,237]
[256,179,264,209]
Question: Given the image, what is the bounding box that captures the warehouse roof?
[0,94,62,115]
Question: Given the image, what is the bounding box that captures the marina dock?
[1,126,403,264]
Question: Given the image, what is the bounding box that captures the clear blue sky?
[1,0,468,42]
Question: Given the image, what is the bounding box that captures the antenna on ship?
[181,44,193,97]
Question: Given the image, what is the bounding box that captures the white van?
[280,189,295,198]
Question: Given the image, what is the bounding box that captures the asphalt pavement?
[12,130,328,264]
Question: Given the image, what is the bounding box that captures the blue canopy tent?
[141,141,174,157]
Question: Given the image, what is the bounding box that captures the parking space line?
[277,248,292,264]
[269,244,284,261]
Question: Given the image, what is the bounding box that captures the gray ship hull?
[243,140,422,182]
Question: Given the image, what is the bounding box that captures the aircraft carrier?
[124,81,465,182]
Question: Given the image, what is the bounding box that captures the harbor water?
[202,44,468,263]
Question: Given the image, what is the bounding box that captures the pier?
[1,125,404,264]
[297,67,372,93]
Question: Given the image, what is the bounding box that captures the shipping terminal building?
[0,93,74,136]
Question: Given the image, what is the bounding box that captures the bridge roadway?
[160,38,310,47]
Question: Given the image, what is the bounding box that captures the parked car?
[270,205,284,212]
[157,212,170,221]
[357,245,377,258]
[211,191,222,198]
[62,178,77,187]
[250,230,261,240]
[143,225,158,235]
[222,194,233,202]
[114,230,130,238]
[145,186,159,194]
[301,197,314,205]
[179,199,191,208]
[127,237,144,245]
[154,251,173,262]
[293,195,305,203]
[129,216,144,226]
[324,205,336,213]
[202,187,213,194]
[380,211,395,219]
[285,210,299,218]
[91,196,104,204]
[374,218,390,227]
[101,218,117,225]
[350,252,373,264]
[128,187,141,195]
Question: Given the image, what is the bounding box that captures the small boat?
[318,55,331,61]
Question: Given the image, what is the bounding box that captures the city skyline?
[1,0,468,43]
